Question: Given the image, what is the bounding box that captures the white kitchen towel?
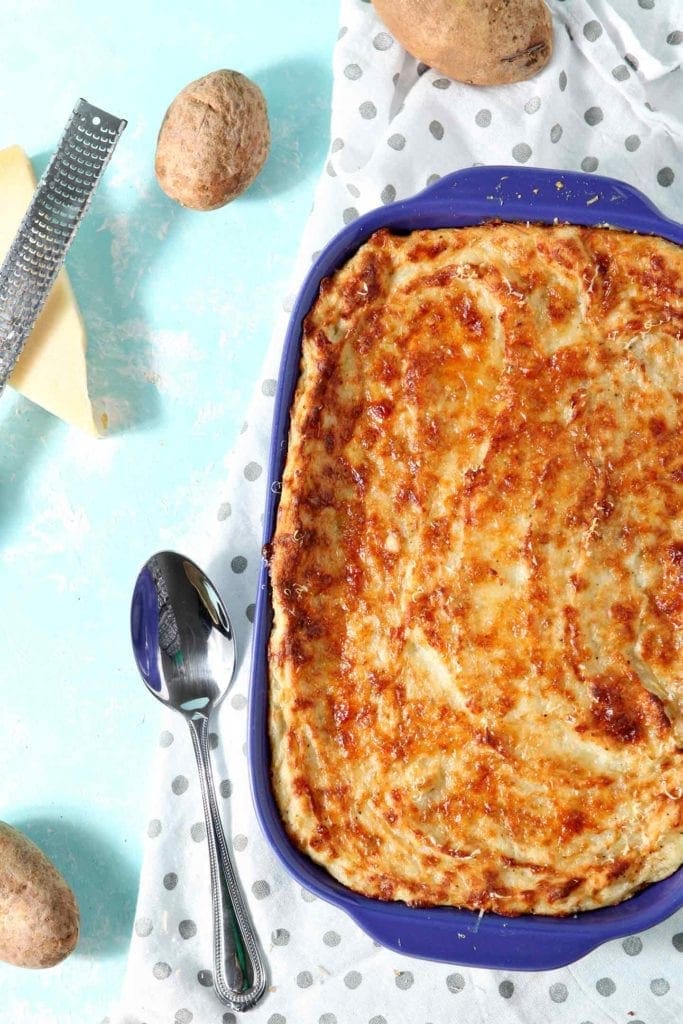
[111,3,683,1023]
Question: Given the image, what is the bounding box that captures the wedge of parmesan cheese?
[0,145,102,435]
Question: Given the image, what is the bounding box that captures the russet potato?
[155,69,270,211]
[373,0,553,86]
[0,822,79,968]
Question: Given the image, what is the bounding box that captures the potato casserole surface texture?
[268,223,683,915]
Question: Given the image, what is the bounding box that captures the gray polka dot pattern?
[432,78,450,89]
[344,970,362,989]
[672,932,683,951]
[373,32,393,50]
[147,819,162,838]
[381,184,396,204]
[233,833,248,851]
[625,134,641,151]
[163,872,177,890]
[596,977,616,996]
[524,96,541,114]
[344,63,362,81]
[243,461,262,481]
[272,928,290,946]
[359,100,376,119]
[135,917,153,937]
[581,156,599,172]
[395,971,413,990]
[268,1016,286,1024]
[190,822,206,842]
[245,603,255,623]
[369,1018,387,1024]
[446,973,465,993]
[217,502,231,521]
[223,1015,236,1024]
[475,109,491,127]
[549,982,568,1002]
[197,969,213,987]
[219,778,232,798]
[657,166,675,186]
[651,978,670,995]
[584,20,603,41]
[159,730,174,748]
[550,123,563,143]
[208,732,219,750]
[612,64,630,80]
[585,106,604,125]
[323,930,341,946]
[499,980,514,998]
[297,970,313,988]
[512,143,532,163]
[252,879,271,899]
[152,962,171,980]
[343,207,359,224]
[261,378,276,397]
[231,555,247,574]
[668,30,683,44]
[429,120,444,140]
[231,693,247,710]
[178,920,196,940]
[171,775,188,795]
[331,137,344,153]
[300,888,316,902]
[622,936,643,955]
[388,133,406,151]
[319,1015,337,1024]
[175,1010,192,1024]
[559,70,567,90]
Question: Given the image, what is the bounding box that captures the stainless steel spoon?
[130,550,267,1011]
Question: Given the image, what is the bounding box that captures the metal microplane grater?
[0,99,127,391]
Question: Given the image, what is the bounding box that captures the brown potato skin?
[155,69,270,211]
[0,823,79,968]
[373,0,553,85]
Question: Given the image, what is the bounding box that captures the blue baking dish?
[248,166,683,970]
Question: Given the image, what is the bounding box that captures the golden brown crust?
[268,223,683,915]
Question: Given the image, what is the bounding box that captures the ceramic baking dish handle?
[410,166,683,241]
[347,904,603,972]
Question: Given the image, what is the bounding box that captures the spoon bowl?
[131,550,235,713]
[131,550,266,1012]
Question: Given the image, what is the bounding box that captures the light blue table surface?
[0,3,338,1020]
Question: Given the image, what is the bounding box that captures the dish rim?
[247,164,683,970]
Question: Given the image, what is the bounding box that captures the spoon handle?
[187,715,267,1011]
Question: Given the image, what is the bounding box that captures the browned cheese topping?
[268,223,683,915]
